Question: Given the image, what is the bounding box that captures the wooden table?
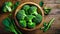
[0,0,60,34]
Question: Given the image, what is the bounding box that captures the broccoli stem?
[34,12,38,15]
[10,24,18,34]
[6,5,12,12]
[11,19,22,34]
[12,1,20,10]
[9,24,18,34]
[43,18,55,32]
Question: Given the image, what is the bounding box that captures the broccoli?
[19,20,27,28]
[6,5,12,12]
[16,5,43,29]
[2,1,20,13]
[12,1,20,10]
[40,18,55,32]
[27,21,36,28]
[28,6,38,15]
[11,19,22,34]
[39,1,44,7]
[2,17,11,28]
[22,5,30,14]
[4,2,13,7]
[43,18,55,32]
[32,14,42,24]
[16,10,26,20]
[2,17,18,34]
[2,2,13,12]
[25,15,36,28]
[44,7,51,15]
[25,15,35,21]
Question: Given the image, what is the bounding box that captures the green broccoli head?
[19,20,27,28]
[32,14,42,24]
[28,6,38,15]
[24,15,36,28]
[27,22,36,28]
[2,17,11,28]
[5,2,13,7]
[22,5,30,14]
[25,15,35,22]
[2,2,13,12]
[16,10,26,20]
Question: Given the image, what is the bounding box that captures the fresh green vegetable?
[19,20,27,28]
[32,14,42,24]
[25,15,35,21]
[28,21,36,28]
[39,1,44,7]
[11,19,22,34]
[40,18,55,32]
[2,17,11,27]
[44,7,51,15]
[25,15,36,28]
[40,22,47,30]
[12,1,20,10]
[16,10,26,20]
[28,6,38,15]
[6,5,12,12]
[2,17,18,34]
[4,2,13,7]
[22,5,30,14]
[43,18,55,32]
[16,5,43,29]
[43,22,47,27]
[40,27,44,30]
[39,1,51,15]
[2,2,13,12]
[2,1,20,13]
[2,6,7,12]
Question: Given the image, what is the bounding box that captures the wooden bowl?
[13,2,44,31]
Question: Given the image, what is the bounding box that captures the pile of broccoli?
[16,5,42,29]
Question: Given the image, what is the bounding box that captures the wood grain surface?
[0,0,60,34]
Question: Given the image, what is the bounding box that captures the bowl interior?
[14,2,44,31]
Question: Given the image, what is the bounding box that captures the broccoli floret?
[16,10,26,20]
[27,22,36,28]
[12,1,20,10]
[32,14,42,24]
[2,2,13,12]
[5,2,13,7]
[44,7,51,15]
[22,5,30,14]
[25,15,36,28]
[28,6,38,15]
[19,20,27,28]
[25,15,35,22]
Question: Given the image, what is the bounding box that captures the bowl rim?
[14,2,44,31]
